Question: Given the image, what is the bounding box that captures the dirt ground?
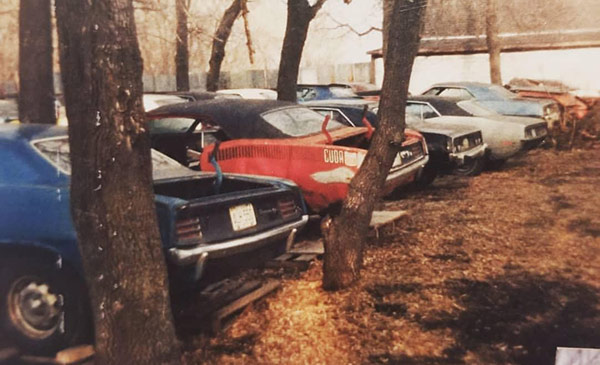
[187,147,600,365]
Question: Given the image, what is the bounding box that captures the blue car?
[0,124,308,353]
[422,82,561,127]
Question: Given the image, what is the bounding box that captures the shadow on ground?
[369,271,600,365]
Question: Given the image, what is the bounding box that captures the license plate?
[229,203,257,231]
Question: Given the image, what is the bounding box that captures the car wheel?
[486,158,507,171]
[453,156,485,176]
[0,258,90,355]
[414,160,438,187]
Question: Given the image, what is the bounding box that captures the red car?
[148,100,429,213]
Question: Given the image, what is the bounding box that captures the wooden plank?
[369,210,408,229]
[274,253,294,261]
[293,254,317,262]
[211,279,280,333]
[288,239,324,255]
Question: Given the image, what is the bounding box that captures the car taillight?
[176,217,203,243]
[277,198,298,219]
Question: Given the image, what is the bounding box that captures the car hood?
[483,114,546,126]
[428,115,524,133]
[407,120,481,138]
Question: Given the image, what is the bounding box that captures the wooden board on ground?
[288,239,324,255]
[555,347,600,365]
[266,252,318,270]
[369,210,408,229]
[211,279,280,334]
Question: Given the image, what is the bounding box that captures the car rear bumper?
[168,215,309,267]
[449,143,487,165]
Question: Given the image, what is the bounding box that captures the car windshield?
[261,107,346,137]
[329,87,360,98]
[457,100,498,116]
[32,137,181,174]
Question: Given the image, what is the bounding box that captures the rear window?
[32,137,182,174]
[261,107,345,137]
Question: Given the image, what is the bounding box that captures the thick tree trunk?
[206,0,243,92]
[55,0,180,364]
[175,0,189,91]
[276,0,326,102]
[485,0,502,85]
[322,0,428,291]
[18,0,54,124]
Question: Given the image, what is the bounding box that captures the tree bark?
[18,0,54,124]
[322,0,428,291]
[485,0,502,85]
[55,0,180,364]
[276,0,326,102]
[175,0,189,91]
[206,0,243,92]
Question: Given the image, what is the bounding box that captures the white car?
[143,94,188,112]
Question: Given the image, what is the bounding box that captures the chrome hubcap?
[8,277,63,339]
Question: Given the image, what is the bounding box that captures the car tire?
[453,156,485,176]
[414,160,438,187]
[0,258,91,355]
[486,158,507,171]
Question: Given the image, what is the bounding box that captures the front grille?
[453,131,482,152]
[396,141,424,167]
[525,124,548,138]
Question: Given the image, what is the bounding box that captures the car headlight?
[453,137,470,152]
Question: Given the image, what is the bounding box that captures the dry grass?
[188,148,600,365]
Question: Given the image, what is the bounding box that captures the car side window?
[423,87,443,96]
[314,109,352,126]
[421,105,438,119]
[437,88,473,100]
[406,104,423,119]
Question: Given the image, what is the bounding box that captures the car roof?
[408,96,472,116]
[0,123,67,142]
[428,81,494,89]
[148,99,300,139]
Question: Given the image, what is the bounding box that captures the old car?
[0,124,308,353]
[217,88,278,100]
[422,82,561,127]
[306,100,487,182]
[407,96,548,168]
[147,99,429,212]
[296,83,364,103]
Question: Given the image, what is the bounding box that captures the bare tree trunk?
[322,0,428,291]
[276,0,326,102]
[175,0,189,91]
[18,0,54,124]
[55,0,180,363]
[206,0,243,92]
[485,0,502,85]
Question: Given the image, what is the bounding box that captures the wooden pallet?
[265,252,318,270]
[8,345,94,365]
[210,279,280,334]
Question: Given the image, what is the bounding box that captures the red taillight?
[176,217,203,242]
[277,198,297,219]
